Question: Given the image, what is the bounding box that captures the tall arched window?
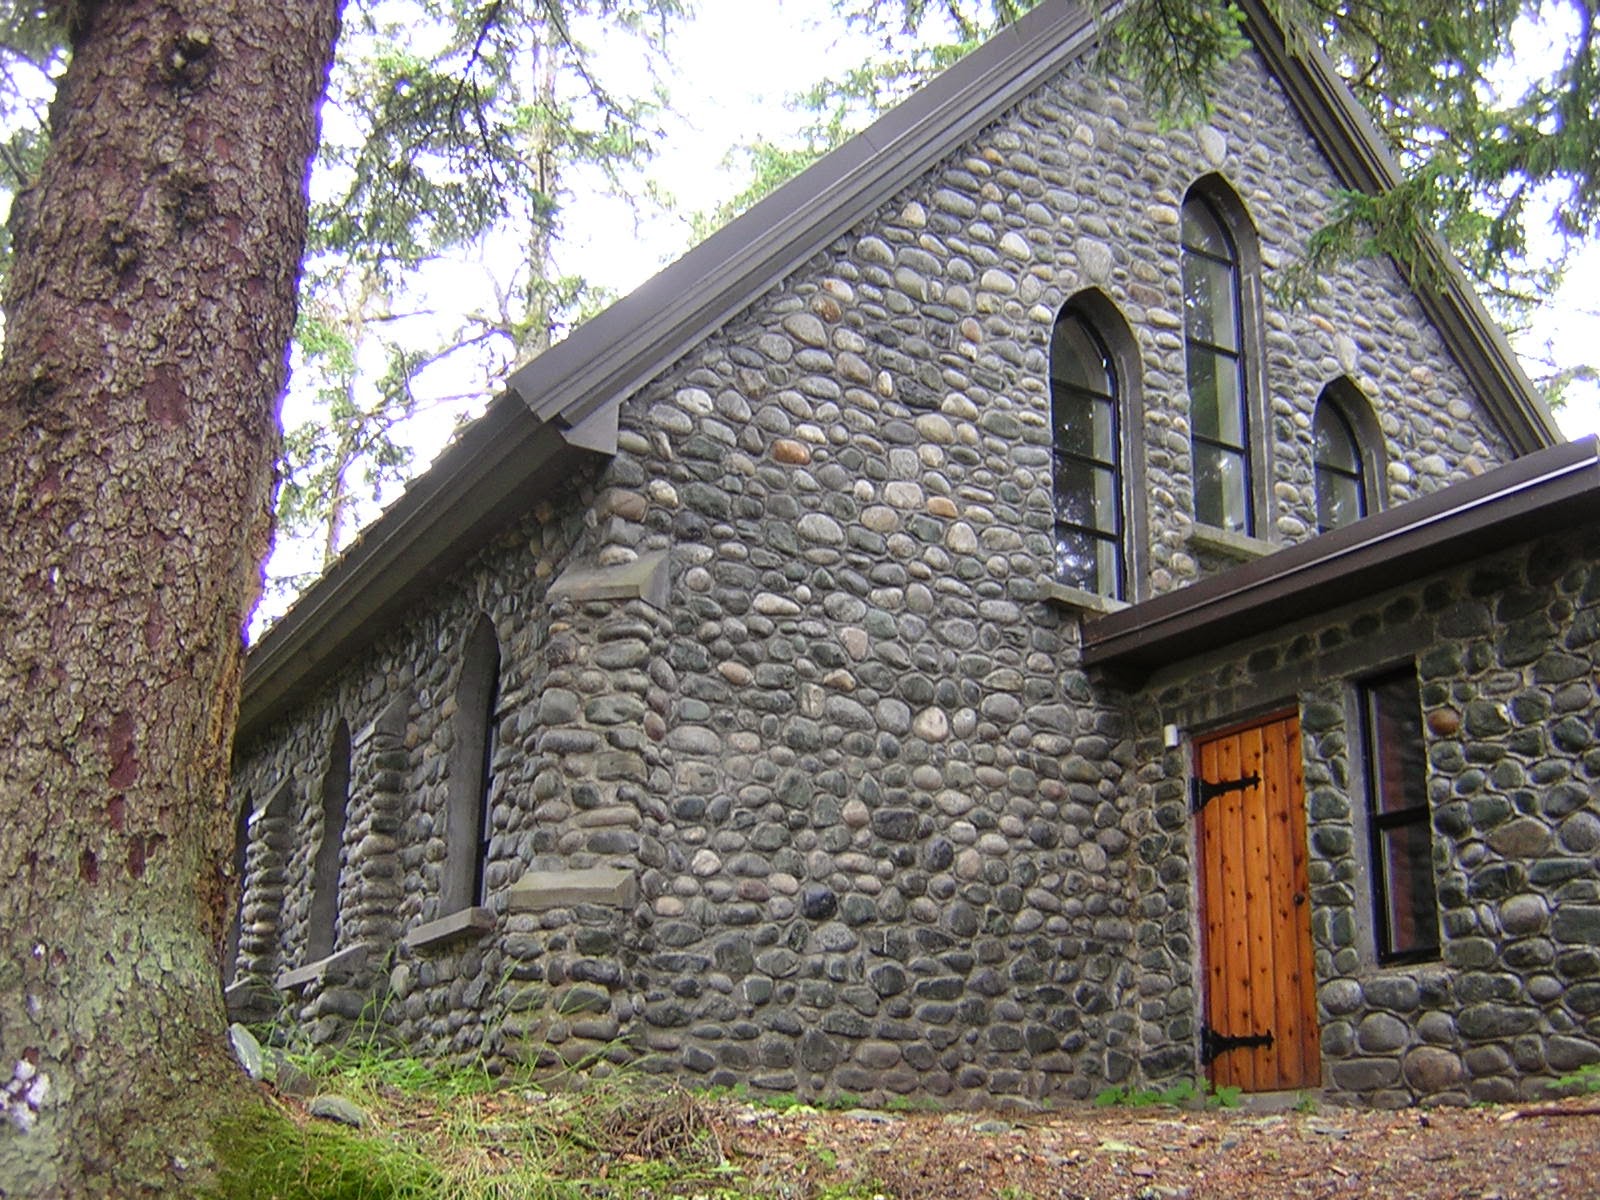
[1313,379,1381,533]
[444,614,501,912]
[1051,303,1125,598]
[306,720,350,962]
[1182,182,1257,535]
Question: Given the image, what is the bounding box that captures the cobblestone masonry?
[229,41,1573,1106]
[1134,529,1600,1105]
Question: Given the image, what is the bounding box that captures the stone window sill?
[277,943,370,991]
[1188,523,1275,561]
[507,866,638,913]
[403,906,496,952]
[1040,581,1129,617]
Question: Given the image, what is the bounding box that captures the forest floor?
[261,1051,1600,1199]
[699,1091,1600,1199]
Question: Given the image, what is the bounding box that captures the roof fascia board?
[507,0,1103,434]
[1081,436,1600,676]
[1236,0,1560,453]
[239,398,585,740]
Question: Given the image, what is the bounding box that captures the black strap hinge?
[1190,772,1260,813]
[1201,1023,1274,1065]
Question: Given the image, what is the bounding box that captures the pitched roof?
[237,0,1560,743]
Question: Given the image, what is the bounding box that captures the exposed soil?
[711,1095,1600,1199]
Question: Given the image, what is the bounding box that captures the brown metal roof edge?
[507,0,1105,433]
[1236,0,1561,455]
[1081,436,1600,677]
[238,398,597,742]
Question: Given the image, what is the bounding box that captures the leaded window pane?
[1316,471,1362,532]
[1314,398,1367,532]
[1053,389,1117,463]
[1314,403,1360,471]
[1182,190,1252,536]
[1181,197,1231,257]
[1055,526,1098,590]
[1193,442,1249,533]
[1050,319,1113,395]
[1182,253,1239,351]
[1186,349,1244,445]
[1379,824,1439,958]
[1368,672,1426,817]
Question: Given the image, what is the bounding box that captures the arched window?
[306,720,350,962]
[222,791,252,986]
[1182,182,1259,535]
[1314,402,1365,531]
[443,614,500,912]
[1313,379,1381,533]
[1050,303,1126,598]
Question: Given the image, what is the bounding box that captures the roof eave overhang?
[1082,436,1600,679]
[237,396,612,742]
[1236,0,1561,453]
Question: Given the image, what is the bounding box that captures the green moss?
[208,1101,443,1200]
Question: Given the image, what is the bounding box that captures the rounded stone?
[1356,1012,1409,1054]
[1500,893,1550,936]
[1320,978,1364,1016]
[800,885,838,920]
[1560,811,1600,853]
[772,439,812,465]
[1402,1046,1465,1093]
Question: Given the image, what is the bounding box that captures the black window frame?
[1181,190,1254,537]
[1360,666,1440,965]
[1050,307,1126,599]
[1313,389,1369,533]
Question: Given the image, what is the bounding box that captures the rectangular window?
[1361,667,1439,963]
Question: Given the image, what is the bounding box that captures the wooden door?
[1195,712,1320,1091]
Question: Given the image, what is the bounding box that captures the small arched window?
[444,614,500,912]
[1050,305,1125,598]
[1313,379,1382,533]
[306,720,350,962]
[1314,403,1365,531]
[1182,182,1258,535]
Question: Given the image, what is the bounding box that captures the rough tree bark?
[0,2,339,1194]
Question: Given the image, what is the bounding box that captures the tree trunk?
[0,2,339,1194]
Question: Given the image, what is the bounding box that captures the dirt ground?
[713,1095,1600,1200]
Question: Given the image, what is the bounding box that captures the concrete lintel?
[403,905,497,952]
[277,943,370,991]
[507,867,638,914]
[548,550,669,611]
